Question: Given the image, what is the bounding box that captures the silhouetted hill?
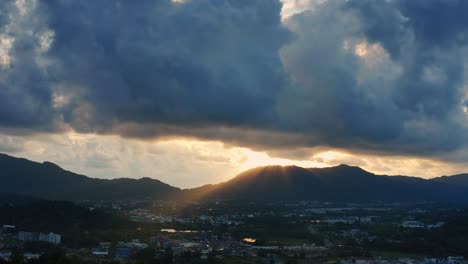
[0,193,39,205]
[200,166,325,201]
[0,153,180,201]
[431,174,468,188]
[2,153,468,203]
[190,165,468,202]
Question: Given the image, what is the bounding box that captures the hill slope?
[2,153,468,202]
[431,174,468,188]
[189,165,468,202]
[0,153,180,201]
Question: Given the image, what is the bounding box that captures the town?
[1,200,467,263]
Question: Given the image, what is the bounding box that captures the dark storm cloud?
[0,1,56,129]
[397,0,468,48]
[1,0,468,161]
[280,0,468,158]
[339,0,468,154]
[347,0,466,118]
[41,0,290,132]
[346,0,410,60]
[279,1,404,144]
[0,3,6,25]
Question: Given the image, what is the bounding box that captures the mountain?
[189,165,468,202]
[0,153,180,201]
[0,193,39,205]
[431,174,468,188]
[2,153,468,203]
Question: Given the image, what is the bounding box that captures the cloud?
[0,134,24,153]
[42,0,291,133]
[0,0,468,164]
[0,132,252,188]
[0,0,57,129]
[4,131,468,188]
[277,0,468,158]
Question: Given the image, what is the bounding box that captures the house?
[99,242,112,248]
[17,231,61,244]
[447,256,464,264]
[115,247,133,259]
[400,221,424,228]
[18,231,39,242]
[24,253,41,260]
[426,222,445,229]
[130,239,148,249]
[39,233,61,244]
[0,250,11,261]
[92,248,109,256]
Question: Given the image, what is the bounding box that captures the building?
[92,249,109,256]
[400,221,424,228]
[1,225,16,235]
[115,247,133,259]
[447,256,464,264]
[39,233,61,244]
[18,231,39,242]
[0,251,12,262]
[426,222,445,229]
[17,231,61,244]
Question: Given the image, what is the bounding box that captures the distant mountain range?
[1,153,468,203]
[432,173,468,188]
[189,165,468,202]
[0,153,180,201]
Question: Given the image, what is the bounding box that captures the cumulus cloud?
[42,0,291,133]
[278,0,468,158]
[0,0,57,129]
[0,0,468,164]
[0,132,254,187]
[0,134,24,153]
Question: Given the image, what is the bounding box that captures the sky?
[1,0,468,188]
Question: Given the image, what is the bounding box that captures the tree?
[38,248,69,264]
[10,249,24,264]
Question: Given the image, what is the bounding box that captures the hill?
[0,193,39,205]
[2,153,468,203]
[188,165,468,202]
[431,174,468,188]
[0,153,180,201]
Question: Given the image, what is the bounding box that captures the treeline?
[367,215,468,258]
[0,200,145,248]
[0,200,127,232]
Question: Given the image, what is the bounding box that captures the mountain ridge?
[190,163,468,202]
[1,153,468,202]
[0,153,180,201]
[431,173,468,188]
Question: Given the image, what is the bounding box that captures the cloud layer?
[1,0,468,164]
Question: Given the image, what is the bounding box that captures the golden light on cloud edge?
[3,131,468,188]
[148,137,468,181]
